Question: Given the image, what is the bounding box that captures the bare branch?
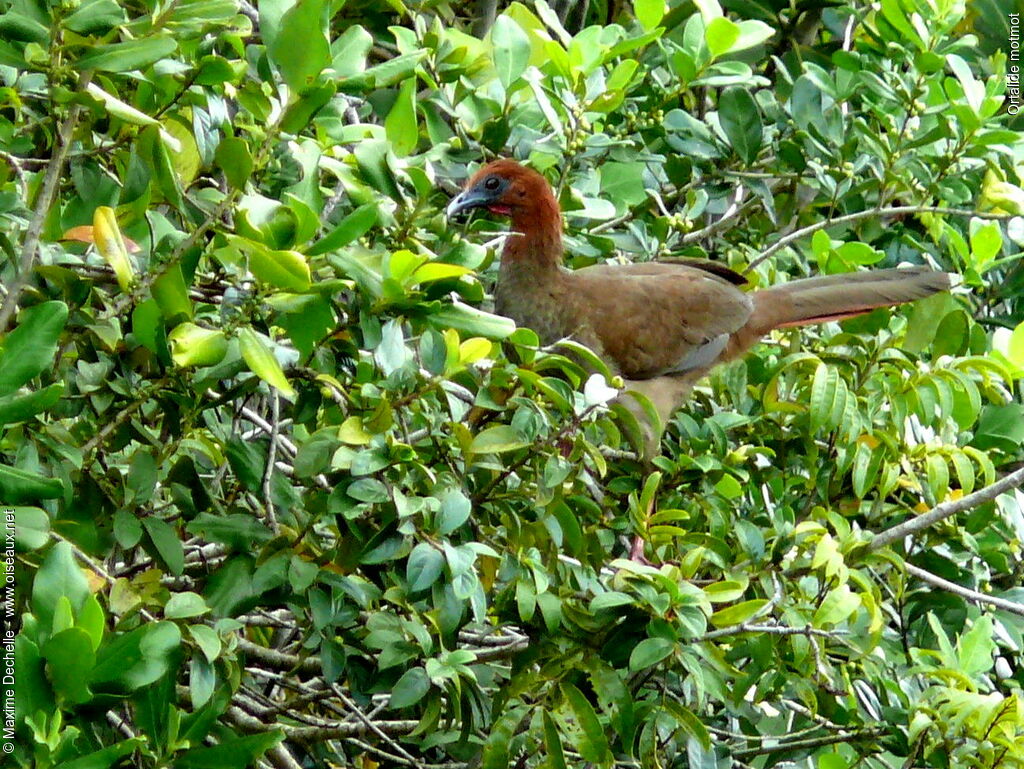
[746,205,1017,272]
[903,563,1024,618]
[870,465,1024,551]
[0,71,93,330]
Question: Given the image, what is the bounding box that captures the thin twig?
[262,391,281,535]
[0,72,93,330]
[904,563,1024,618]
[329,684,425,768]
[746,205,1017,272]
[870,465,1024,550]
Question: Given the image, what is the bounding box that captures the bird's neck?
[501,204,563,278]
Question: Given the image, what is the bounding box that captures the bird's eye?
[484,176,501,191]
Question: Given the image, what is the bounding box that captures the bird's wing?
[568,262,754,379]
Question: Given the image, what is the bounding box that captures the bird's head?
[446,160,561,235]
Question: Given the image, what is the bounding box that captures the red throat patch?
[487,204,513,216]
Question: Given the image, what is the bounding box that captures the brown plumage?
[447,159,953,459]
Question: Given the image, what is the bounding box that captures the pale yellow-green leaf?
[813,584,860,627]
[338,416,372,445]
[93,206,135,292]
[238,327,296,398]
[168,323,228,368]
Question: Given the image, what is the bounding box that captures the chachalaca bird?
[447,159,953,459]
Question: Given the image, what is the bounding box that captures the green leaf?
[710,599,768,627]
[426,300,517,339]
[663,698,711,749]
[281,78,336,133]
[142,517,185,576]
[228,235,311,292]
[31,541,89,637]
[268,0,330,93]
[718,86,762,164]
[481,705,528,769]
[91,621,182,690]
[809,363,844,433]
[813,584,860,626]
[629,637,674,671]
[57,739,147,769]
[173,731,285,769]
[76,35,178,72]
[165,591,210,619]
[705,16,739,58]
[152,265,193,322]
[600,161,647,209]
[903,292,954,353]
[0,300,68,397]
[188,624,223,664]
[389,667,431,708]
[385,76,418,157]
[0,462,64,504]
[64,0,127,34]
[334,24,373,78]
[543,710,568,769]
[0,382,63,425]
[491,15,531,89]
[590,591,634,611]
[714,473,743,500]
[437,488,472,534]
[407,543,444,591]
[634,0,666,31]
[14,506,50,551]
[42,627,96,704]
[215,136,254,190]
[308,204,378,255]
[969,219,1001,271]
[238,327,297,398]
[925,453,949,502]
[470,425,530,454]
[168,323,228,368]
[957,615,995,676]
[733,20,775,51]
[561,683,612,764]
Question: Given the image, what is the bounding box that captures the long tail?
[759,267,952,328]
[728,267,953,358]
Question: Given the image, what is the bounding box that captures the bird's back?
[564,261,755,379]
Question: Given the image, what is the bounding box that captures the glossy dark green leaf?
[307,204,378,255]
[0,300,67,397]
[407,542,444,591]
[389,667,431,708]
[172,731,285,769]
[76,35,178,72]
[0,382,62,425]
[142,517,186,576]
[91,621,182,690]
[718,86,762,164]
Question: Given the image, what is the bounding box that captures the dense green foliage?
[3,0,1024,767]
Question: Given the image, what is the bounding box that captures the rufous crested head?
[446,159,561,235]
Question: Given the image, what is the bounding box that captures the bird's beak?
[446,188,494,219]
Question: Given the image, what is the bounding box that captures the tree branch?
[746,205,1016,272]
[0,71,93,330]
[903,563,1024,618]
[870,465,1024,551]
